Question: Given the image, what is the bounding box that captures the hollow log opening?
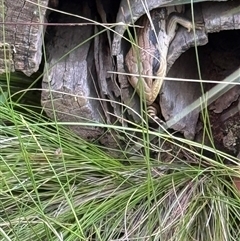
[166,30,240,155]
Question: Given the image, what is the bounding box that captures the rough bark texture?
[42,1,104,141]
[0,0,49,76]
[41,0,122,147]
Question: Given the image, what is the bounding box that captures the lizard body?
[125,8,202,123]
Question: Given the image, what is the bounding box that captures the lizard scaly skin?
[125,8,202,124]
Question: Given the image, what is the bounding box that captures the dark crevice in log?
[198,30,240,156]
[42,0,124,149]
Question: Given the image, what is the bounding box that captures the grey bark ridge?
[42,1,107,142]
[0,0,49,76]
[94,26,125,148]
[42,1,123,148]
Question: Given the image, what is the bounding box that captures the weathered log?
[162,1,240,139]
[168,1,240,66]
[41,0,123,148]
[113,0,240,140]
[1,0,240,154]
[40,0,240,147]
[112,0,228,56]
[42,1,104,141]
[0,0,50,76]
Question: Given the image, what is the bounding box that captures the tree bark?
[0,0,49,76]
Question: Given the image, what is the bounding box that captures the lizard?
[125,7,203,125]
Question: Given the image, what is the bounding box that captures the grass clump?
[1,93,240,240]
